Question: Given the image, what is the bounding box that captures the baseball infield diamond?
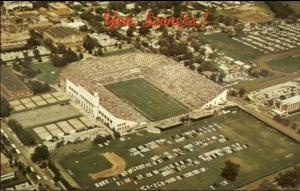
[89,152,126,180]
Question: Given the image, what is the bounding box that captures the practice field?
[31,62,63,84]
[202,33,262,61]
[106,78,189,121]
[267,55,300,73]
[58,107,300,190]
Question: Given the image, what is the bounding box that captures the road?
[1,120,59,190]
[230,97,300,142]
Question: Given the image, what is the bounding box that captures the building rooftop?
[48,2,71,10]
[281,95,300,105]
[45,26,80,39]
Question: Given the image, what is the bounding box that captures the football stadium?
[59,52,227,132]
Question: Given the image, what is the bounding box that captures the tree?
[260,69,270,77]
[28,80,50,94]
[277,170,299,188]
[229,90,238,97]
[22,67,38,78]
[218,73,225,84]
[79,25,88,32]
[107,1,126,11]
[189,64,196,71]
[64,49,78,63]
[33,49,40,59]
[78,53,84,60]
[126,27,134,37]
[220,160,240,181]
[31,145,49,163]
[138,25,150,35]
[239,88,246,97]
[52,54,68,67]
[8,119,35,146]
[83,36,99,51]
[291,123,297,130]
[0,96,10,117]
[93,134,113,144]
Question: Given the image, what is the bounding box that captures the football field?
[106,78,189,121]
[57,107,300,190]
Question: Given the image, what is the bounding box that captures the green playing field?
[106,78,189,121]
[267,55,300,73]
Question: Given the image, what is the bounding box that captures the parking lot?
[234,21,300,53]
[57,107,300,190]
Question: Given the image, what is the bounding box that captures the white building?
[65,79,144,132]
[278,95,300,114]
[3,1,33,11]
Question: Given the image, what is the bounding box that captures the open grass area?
[60,150,112,189]
[267,55,300,73]
[202,33,262,61]
[58,107,300,190]
[31,62,63,84]
[106,78,189,121]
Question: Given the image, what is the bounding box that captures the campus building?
[43,26,85,51]
[64,79,143,132]
[48,2,74,17]
[0,66,33,100]
[279,95,300,114]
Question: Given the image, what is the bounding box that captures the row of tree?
[93,134,113,144]
[266,2,297,19]
[8,119,35,146]
[27,80,50,94]
[0,96,10,117]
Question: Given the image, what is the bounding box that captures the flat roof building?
[43,26,86,51]
[48,2,74,17]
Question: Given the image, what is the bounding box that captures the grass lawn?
[267,55,300,73]
[58,107,300,190]
[106,78,189,121]
[31,62,63,84]
[232,74,281,91]
[202,32,262,61]
[60,150,112,189]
